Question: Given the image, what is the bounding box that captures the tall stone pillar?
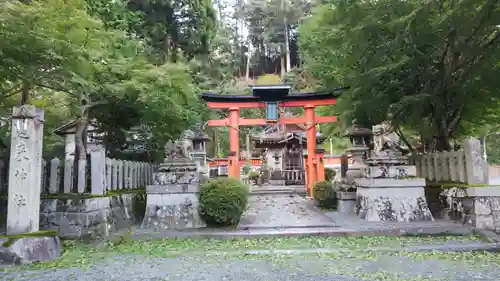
[7,105,44,234]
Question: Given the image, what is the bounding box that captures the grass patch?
[0,234,487,272]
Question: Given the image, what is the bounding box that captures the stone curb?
[236,224,339,230]
[249,191,303,196]
[213,242,500,255]
[473,229,500,243]
[128,225,476,241]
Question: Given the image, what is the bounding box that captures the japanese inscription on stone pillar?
[6,105,44,235]
[464,137,488,184]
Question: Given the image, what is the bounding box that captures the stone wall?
[39,192,145,240]
[425,185,500,232]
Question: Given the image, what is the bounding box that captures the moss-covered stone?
[0,188,145,200]
[426,181,493,188]
[1,230,58,247]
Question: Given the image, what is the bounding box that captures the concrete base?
[355,179,434,222]
[337,200,356,213]
[0,236,61,264]
[141,185,206,230]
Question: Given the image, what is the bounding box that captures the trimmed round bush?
[312,181,336,209]
[199,178,250,226]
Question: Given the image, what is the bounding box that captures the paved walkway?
[238,194,336,229]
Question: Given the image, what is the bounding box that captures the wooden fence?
[409,137,489,185]
[0,151,157,196]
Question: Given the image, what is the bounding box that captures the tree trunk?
[284,26,291,72]
[280,0,291,73]
[280,51,285,78]
[72,106,89,193]
[245,45,251,81]
[434,134,452,152]
[21,82,30,105]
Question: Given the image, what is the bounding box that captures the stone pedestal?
[355,178,434,222]
[142,136,207,230]
[336,191,356,213]
[6,105,44,235]
[141,185,206,230]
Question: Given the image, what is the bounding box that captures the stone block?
[491,198,500,212]
[0,236,61,264]
[472,214,495,230]
[336,191,356,200]
[147,185,200,194]
[59,223,83,239]
[466,186,500,197]
[38,194,144,240]
[142,189,205,230]
[86,198,111,211]
[355,178,426,188]
[86,209,110,226]
[493,211,500,233]
[362,165,417,178]
[355,186,433,222]
[473,197,492,215]
[337,200,356,213]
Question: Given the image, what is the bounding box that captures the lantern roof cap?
[345,122,372,137]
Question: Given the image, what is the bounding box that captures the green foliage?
[0,0,208,161]
[300,0,500,151]
[255,74,281,85]
[199,178,250,226]
[247,170,260,182]
[325,168,336,183]
[312,181,335,208]
[242,164,252,174]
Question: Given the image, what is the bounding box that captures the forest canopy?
[0,0,499,163]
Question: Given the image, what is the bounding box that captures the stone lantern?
[344,122,372,179]
[336,122,372,213]
[187,125,211,175]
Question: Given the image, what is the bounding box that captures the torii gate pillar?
[228,107,240,178]
[305,104,317,196]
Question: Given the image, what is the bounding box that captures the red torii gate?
[201,85,344,197]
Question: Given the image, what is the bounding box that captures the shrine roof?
[251,131,325,144]
[201,86,348,103]
[53,119,101,136]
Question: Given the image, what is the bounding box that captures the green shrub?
[325,168,336,183]
[312,181,336,209]
[199,178,250,226]
[242,164,252,174]
[247,170,260,182]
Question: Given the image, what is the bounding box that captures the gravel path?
[2,251,500,281]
